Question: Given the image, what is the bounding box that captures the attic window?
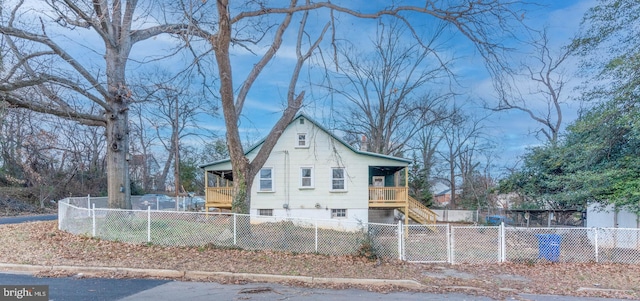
[300,118,305,124]
[297,133,308,148]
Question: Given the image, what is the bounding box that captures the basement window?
[258,209,273,216]
[331,209,347,219]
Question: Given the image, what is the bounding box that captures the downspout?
[285,150,290,215]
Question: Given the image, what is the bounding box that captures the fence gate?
[403,224,449,263]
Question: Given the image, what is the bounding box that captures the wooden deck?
[205,186,436,226]
[368,187,408,207]
[205,187,233,210]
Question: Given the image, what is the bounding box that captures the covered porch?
[367,166,437,226]
[204,170,233,211]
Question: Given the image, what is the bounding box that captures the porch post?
[404,167,409,232]
[204,171,209,205]
[404,167,408,197]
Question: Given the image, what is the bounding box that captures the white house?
[587,203,640,249]
[200,113,436,230]
[587,204,640,229]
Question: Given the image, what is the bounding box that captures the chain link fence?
[58,197,640,264]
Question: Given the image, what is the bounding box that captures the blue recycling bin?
[535,234,562,262]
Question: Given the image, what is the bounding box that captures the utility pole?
[174,94,180,210]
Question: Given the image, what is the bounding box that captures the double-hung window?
[259,168,274,192]
[300,167,314,188]
[331,167,346,191]
[297,133,308,148]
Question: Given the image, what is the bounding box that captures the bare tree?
[1,0,529,211]
[132,74,215,193]
[407,120,445,203]
[0,105,107,203]
[491,29,571,144]
[128,103,157,192]
[0,0,195,208]
[184,0,528,213]
[328,20,451,155]
[437,104,487,209]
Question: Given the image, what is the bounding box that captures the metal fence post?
[594,228,599,263]
[449,224,454,264]
[58,199,64,230]
[315,220,318,253]
[87,194,91,209]
[147,206,151,243]
[233,214,237,246]
[91,203,96,237]
[500,222,506,262]
[397,221,402,260]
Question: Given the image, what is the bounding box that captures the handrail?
[206,187,233,208]
[407,195,438,225]
[368,187,407,206]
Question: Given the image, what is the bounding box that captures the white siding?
[251,208,368,231]
[247,119,370,219]
[204,114,409,226]
[587,204,640,228]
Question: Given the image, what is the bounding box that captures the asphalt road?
[0,272,168,301]
[0,272,632,301]
[0,214,57,224]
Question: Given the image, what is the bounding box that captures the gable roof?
[200,112,411,169]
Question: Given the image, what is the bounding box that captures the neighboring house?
[587,204,640,249]
[200,113,436,230]
[433,189,451,207]
[430,181,450,207]
[587,204,640,229]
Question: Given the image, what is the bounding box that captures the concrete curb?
[576,287,635,294]
[0,263,422,290]
[313,277,423,289]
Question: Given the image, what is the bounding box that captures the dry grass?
[0,221,639,300]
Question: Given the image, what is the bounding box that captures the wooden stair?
[398,196,437,227]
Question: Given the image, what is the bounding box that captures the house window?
[300,167,314,188]
[299,118,305,124]
[297,133,308,147]
[331,168,346,191]
[259,168,273,192]
[258,209,273,216]
[331,209,347,218]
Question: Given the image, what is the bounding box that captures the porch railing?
[205,187,233,210]
[368,187,407,207]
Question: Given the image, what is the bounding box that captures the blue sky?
[7,0,597,178]
[190,0,596,177]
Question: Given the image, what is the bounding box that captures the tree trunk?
[105,101,131,209]
[105,41,132,209]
